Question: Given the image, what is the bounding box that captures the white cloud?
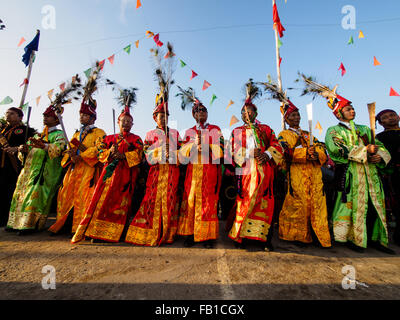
[120,0,135,24]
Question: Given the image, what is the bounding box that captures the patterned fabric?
[125,127,182,246]
[7,129,66,230]
[48,127,106,234]
[71,132,143,243]
[228,123,283,243]
[177,124,224,242]
[278,128,331,247]
[325,123,391,248]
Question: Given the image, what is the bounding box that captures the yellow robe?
[278,128,331,247]
[48,127,106,234]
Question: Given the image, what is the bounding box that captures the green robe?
[325,122,391,248]
[7,128,66,231]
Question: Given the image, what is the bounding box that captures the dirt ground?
[0,215,399,301]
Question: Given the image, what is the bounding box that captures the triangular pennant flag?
[20,103,29,112]
[123,44,131,54]
[373,56,381,66]
[180,59,186,68]
[153,33,163,47]
[229,115,239,127]
[277,38,283,49]
[99,59,105,71]
[47,89,54,100]
[358,30,364,39]
[84,68,92,79]
[108,54,115,65]
[338,62,346,76]
[0,96,13,105]
[135,40,139,48]
[17,37,26,47]
[348,36,354,45]
[315,121,323,135]
[210,94,217,105]
[59,82,65,91]
[19,78,29,87]
[36,96,41,106]
[389,87,400,97]
[190,70,198,80]
[202,80,211,91]
[146,31,154,38]
[279,57,282,67]
[164,51,176,59]
[226,100,234,110]
[136,0,141,9]
[272,3,286,38]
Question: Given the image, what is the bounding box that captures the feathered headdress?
[81,61,104,109]
[296,72,351,118]
[47,74,83,116]
[259,77,298,119]
[175,86,206,116]
[106,79,138,120]
[242,78,262,112]
[151,42,176,115]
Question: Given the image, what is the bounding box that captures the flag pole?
[272,0,285,130]
[19,30,40,108]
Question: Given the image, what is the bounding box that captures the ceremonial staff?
[306,103,313,146]
[367,102,376,145]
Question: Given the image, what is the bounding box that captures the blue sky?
[0,0,399,141]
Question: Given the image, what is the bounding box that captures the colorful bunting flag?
[20,103,28,112]
[190,70,198,80]
[229,115,239,127]
[153,33,163,47]
[279,57,282,67]
[202,80,211,91]
[272,3,285,38]
[164,51,176,59]
[338,63,346,76]
[19,78,29,87]
[135,40,139,48]
[226,100,234,110]
[180,60,186,68]
[123,45,131,54]
[277,38,282,49]
[99,59,105,71]
[48,89,54,100]
[358,30,364,39]
[59,83,65,91]
[136,0,142,9]
[0,96,13,105]
[373,56,381,66]
[84,68,92,79]
[108,54,115,65]
[17,37,26,47]
[389,87,400,97]
[348,36,354,45]
[210,94,217,105]
[146,31,154,38]
[315,121,323,135]
[36,96,41,106]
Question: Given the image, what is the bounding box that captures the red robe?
[71,132,143,243]
[228,123,283,243]
[177,124,224,242]
[125,127,182,246]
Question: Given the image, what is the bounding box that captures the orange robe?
[278,128,331,247]
[177,124,224,242]
[71,132,143,243]
[229,123,283,243]
[48,127,106,234]
[125,127,181,246]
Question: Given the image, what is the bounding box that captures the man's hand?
[368,154,382,164]
[195,135,202,152]
[307,146,319,161]
[4,146,18,155]
[18,144,29,154]
[250,148,262,158]
[256,151,270,165]
[367,144,378,155]
[29,138,46,149]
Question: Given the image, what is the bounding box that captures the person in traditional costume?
[261,81,331,247]
[299,74,395,254]
[125,42,183,246]
[376,109,400,246]
[71,86,143,244]
[1,107,36,227]
[5,105,66,235]
[175,87,224,248]
[228,79,283,251]
[49,71,106,236]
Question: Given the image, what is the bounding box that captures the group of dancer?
[1,57,399,255]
